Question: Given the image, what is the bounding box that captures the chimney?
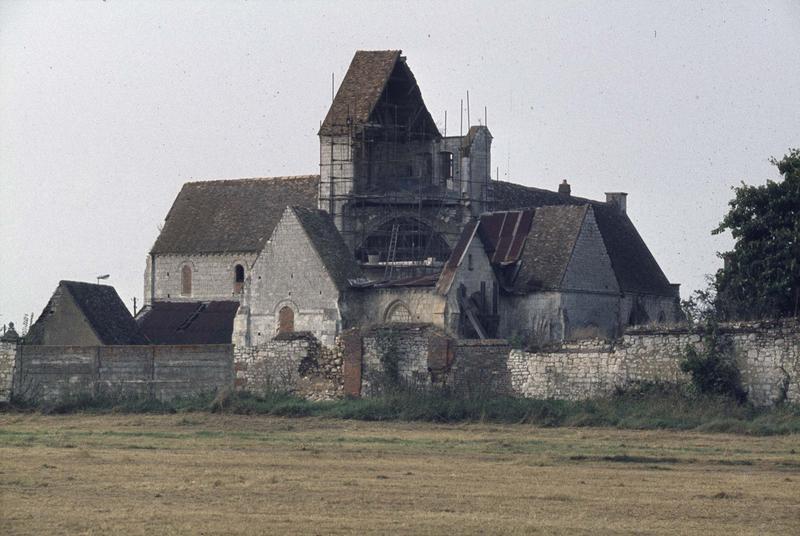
[558,180,571,196]
[605,192,627,214]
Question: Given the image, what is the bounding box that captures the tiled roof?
[136,301,239,345]
[27,281,146,345]
[319,50,439,138]
[151,176,319,255]
[320,50,400,136]
[491,180,674,296]
[291,206,363,291]
[513,205,588,292]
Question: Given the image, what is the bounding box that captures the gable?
[151,175,319,255]
[561,207,619,293]
[249,207,357,314]
[27,281,145,345]
[513,205,588,292]
[291,206,363,291]
[319,50,439,139]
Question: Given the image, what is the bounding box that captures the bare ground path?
[1,413,798,535]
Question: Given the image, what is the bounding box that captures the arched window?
[657,311,666,323]
[234,264,245,294]
[181,265,192,296]
[385,301,412,323]
[278,306,294,334]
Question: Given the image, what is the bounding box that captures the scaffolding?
[319,69,493,282]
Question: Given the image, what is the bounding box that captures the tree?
[712,149,800,319]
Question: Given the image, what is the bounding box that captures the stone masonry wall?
[147,252,255,304]
[234,333,342,400]
[12,344,233,403]
[0,341,16,402]
[361,324,437,395]
[449,339,512,396]
[508,319,800,406]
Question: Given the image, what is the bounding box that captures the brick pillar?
[340,328,362,397]
[427,333,453,383]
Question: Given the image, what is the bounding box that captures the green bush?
[680,324,747,403]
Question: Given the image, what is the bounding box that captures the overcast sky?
[1,0,798,330]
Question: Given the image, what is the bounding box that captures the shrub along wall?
[12,344,233,402]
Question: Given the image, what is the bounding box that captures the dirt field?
[1,413,798,535]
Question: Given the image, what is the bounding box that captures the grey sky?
[1,0,798,328]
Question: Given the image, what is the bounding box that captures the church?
[139,50,682,349]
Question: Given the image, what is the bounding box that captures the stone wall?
[449,339,512,396]
[0,341,16,402]
[508,319,800,406]
[146,252,255,305]
[12,344,233,403]
[361,324,438,395]
[233,333,342,400]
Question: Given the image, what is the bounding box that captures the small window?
[278,306,294,334]
[468,254,473,271]
[440,152,454,179]
[234,264,245,294]
[181,265,192,296]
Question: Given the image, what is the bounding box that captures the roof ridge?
[59,279,104,287]
[355,49,401,53]
[183,174,320,186]
[494,179,604,206]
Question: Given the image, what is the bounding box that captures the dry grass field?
[1,413,798,535]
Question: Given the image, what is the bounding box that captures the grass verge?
[5,383,799,436]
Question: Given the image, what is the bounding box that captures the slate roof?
[136,301,239,345]
[151,175,319,255]
[319,50,440,138]
[291,206,364,291]
[491,180,674,296]
[27,281,146,345]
